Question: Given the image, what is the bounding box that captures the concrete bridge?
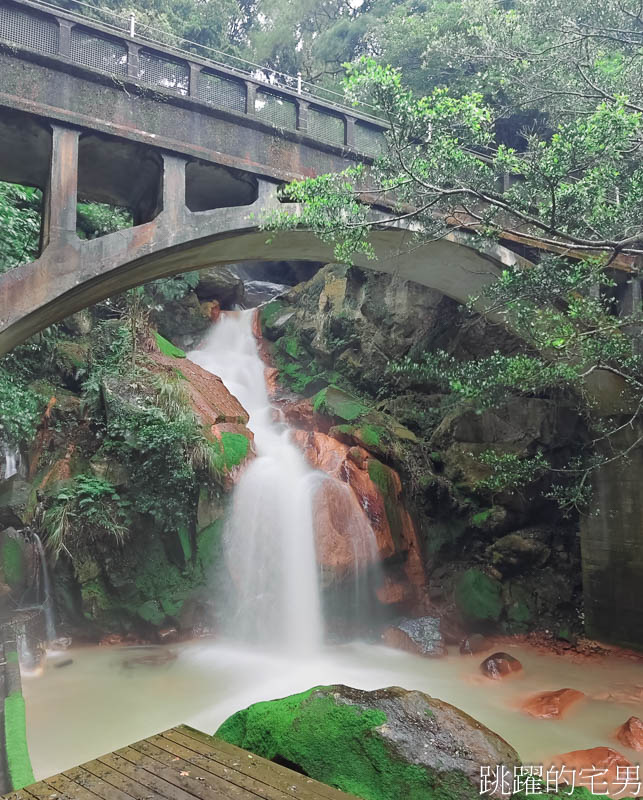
[0,0,640,650]
[0,0,531,353]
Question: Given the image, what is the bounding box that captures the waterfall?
[31,532,57,644]
[188,311,324,653]
[3,444,19,479]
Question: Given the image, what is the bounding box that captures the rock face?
[455,569,504,629]
[479,653,522,680]
[521,688,585,719]
[548,747,637,797]
[196,266,245,307]
[616,716,643,751]
[291,429,425,607]
[216,684,521,800]
[382,617,446,657]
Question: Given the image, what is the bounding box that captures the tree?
[268,52,643,509]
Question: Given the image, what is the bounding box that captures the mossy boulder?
[195,266,244,307]
[216,684,521,800]
[313,385,368,422]
[0,528,28,594]
[455,569,504,629]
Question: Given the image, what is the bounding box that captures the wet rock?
[480,652,522,679]
[217,684,520,799]
[486,532,551,575]
[196,266,245,307]
[522,688,585,719]
[382,617,446,657]
[376,577,410,606]
[616,716,643,751]
[548,747,637,797]
[455,569,503,629]
[460,634,490,656]
[53,659,73,669]
[151,292,211,349]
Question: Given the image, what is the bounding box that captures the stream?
[23,640,643,781]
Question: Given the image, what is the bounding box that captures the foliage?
[154,331,186,358]
[42,474,131,558]
[76,203,131,239]
[0,182,40,272]
[0,366,43,447]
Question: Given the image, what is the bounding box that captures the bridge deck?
[2,725,359,800]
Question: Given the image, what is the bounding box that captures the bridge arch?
[0,152,528,354]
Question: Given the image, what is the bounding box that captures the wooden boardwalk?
[1,725,360,800]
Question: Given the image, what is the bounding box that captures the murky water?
[24,640,642,781]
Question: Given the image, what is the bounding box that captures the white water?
[32,532,57,643]
[3,443,19,479]
[188,311,323,653]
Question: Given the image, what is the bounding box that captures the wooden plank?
[95,752,198,800]
[105,748,238,800]
[140,734,292,800]
[129,738,276,800]
[78,757,165,800]
[16,781,63,800]
[61,767,135,800]
[168,728,357,800]
[43,773,105,800]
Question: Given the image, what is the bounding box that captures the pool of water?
[23,639,643,781]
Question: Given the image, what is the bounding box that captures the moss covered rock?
[455,569,504,628]
[217,684,521,800]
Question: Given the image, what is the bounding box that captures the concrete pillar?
[57,19,73,59]
[296,99,309,133]
[189,63,202,99]
[160,154,188,226]
[40,125,79,251]
[245,82,257,115]
[127,42,140,80]
[581,423,643,649]
[345,116,355,148]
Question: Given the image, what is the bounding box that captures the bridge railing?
[0,0,388,156]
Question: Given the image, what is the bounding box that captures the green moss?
[136,599,165,625]
[197,519,224,571]
[455,569,503,626]
[154,331,186,358]
[313,385,368,422]
[359,424,384,447]
[217,687,479,800]
[368,459,404,549]
[4,691,35,790]
[471,509,493,526]
[2,536,25,589]
[177,525,192,564]
[6,650,19,663]
[220,432,250,469]
[282,334,299,358]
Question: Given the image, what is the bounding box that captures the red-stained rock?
[200,299,221,323]
[376,577,411,605]
[522,688,585,719]
[480,652,522,679]
[292,429,427,603]
[616,716,643,751]
[548,747,637,797]
[281,397,316,428]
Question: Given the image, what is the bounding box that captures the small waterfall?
[188,311,323,653]
[31,533,57,644]
[3,444,19,479]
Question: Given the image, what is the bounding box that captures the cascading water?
[188,311,324,653]
[3,443,19,479]
[31,532,57,644]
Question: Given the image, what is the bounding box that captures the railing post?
[345,116,355,148]
[41,125,80,250]
[245,81,257,114]
[57,19,73,58]
[189,63,202,99]
[296,99,309,133]
[127,42,140,79]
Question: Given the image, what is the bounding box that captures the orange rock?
[376,577,411,605]
[548,747,638,797]
[281,397,315,428]
[522,688,585,719]
[616,716,643,751]
[480,652,522,679]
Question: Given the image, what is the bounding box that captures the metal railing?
[0,0,388,154]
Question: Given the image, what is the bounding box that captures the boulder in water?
[521,688,585,719]
[547,747,637,797]
[195,266,245,307]
[616,716,643,751]
[480,652,522,679]
[216,684,520,800]
[382,617,446,657]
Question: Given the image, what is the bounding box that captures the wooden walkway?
[1,725,360,800]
